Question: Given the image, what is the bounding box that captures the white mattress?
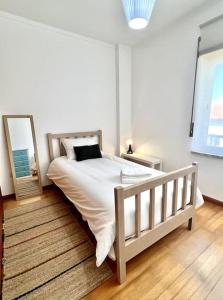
[47,154,204,267]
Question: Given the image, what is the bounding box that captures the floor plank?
[207,275,223,300]
[3,189,223,300]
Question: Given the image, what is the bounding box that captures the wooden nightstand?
[121,153,163,170]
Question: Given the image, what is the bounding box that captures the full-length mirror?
[3,115,42,200]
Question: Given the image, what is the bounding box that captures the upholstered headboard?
[47,130,102,161]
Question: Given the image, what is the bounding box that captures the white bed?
[47,154,204,267]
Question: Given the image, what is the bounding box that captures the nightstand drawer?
[12,149,28,157]
[14,159,29,168]
[15,170,31,178]
[13,154,29,163]
[15,165,30,173]
[12,149,30,177]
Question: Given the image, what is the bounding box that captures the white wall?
[0,12,117,195]
[116,45,132,155]
[132,3,223,201]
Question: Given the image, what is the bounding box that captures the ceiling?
[0,0,218,45]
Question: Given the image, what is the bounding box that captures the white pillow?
[61,136,98,160]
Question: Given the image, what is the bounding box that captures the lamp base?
[127,144,133,154]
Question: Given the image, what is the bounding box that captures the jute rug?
[2,195,112,299]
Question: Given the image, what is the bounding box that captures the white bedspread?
[47,155,204,267]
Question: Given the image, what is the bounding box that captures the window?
[192,48,223,157]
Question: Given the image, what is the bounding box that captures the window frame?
[191,47,223,159]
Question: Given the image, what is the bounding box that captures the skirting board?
[1,184,54,200]
[203,195,223,207]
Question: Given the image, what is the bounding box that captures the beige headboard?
[47,130,102,161]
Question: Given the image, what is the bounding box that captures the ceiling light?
[122,0,156,30]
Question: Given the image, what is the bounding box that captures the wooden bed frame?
[47,130,198,284]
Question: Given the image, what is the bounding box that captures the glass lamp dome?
[122,0,156,30]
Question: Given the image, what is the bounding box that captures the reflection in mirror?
[3,115,42,200]
[8,118,36,179]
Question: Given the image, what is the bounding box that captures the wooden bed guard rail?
[114,162,198,284]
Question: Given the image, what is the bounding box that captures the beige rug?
[2,196,112,300]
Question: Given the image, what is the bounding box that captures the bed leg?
[117,259,126,284]
[188,217,193,231]
[115,187,126,284]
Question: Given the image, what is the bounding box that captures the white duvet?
[47,155,204,267]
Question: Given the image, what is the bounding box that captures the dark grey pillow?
[73,144,102,161]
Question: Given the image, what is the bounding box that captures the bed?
[47,130,204,284]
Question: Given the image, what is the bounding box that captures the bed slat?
[149,188,155,229]
[182,175,188,209]
[135,194,141,237]
[59,138,63,156]
[190,163,198,205]
[162,183,167,222]
[172,179,178,216]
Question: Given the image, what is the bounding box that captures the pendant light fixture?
[122,0,156,30]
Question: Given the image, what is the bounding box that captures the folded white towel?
[120,166,151,184]
[121,175,151,184]
[121,166,151,177]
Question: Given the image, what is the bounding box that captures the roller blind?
[199,15,223,56]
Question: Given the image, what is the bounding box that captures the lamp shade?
[126,138,133,146]
[122,0,156,30]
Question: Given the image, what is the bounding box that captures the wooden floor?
[3,189,223,300]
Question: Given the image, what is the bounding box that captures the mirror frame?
[3,115,42,200]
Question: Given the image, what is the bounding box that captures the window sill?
[191,151,223,159]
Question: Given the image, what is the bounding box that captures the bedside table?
[121,153,163,170]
